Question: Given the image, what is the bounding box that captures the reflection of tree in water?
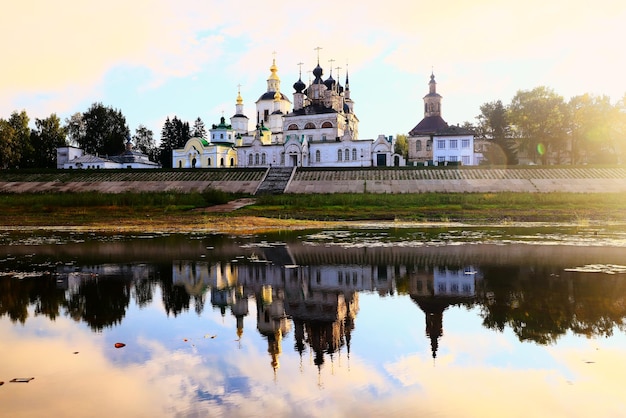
[0,275,65,324]
[478,265,626,344]
[64,278,131,331]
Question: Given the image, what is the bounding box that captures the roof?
[408,116,449,136]
[257,91,290,102]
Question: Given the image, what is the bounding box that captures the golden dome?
[269,58,280,81]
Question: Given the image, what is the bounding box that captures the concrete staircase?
[255,167,295,195]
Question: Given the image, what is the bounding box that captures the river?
[1,224,626,417]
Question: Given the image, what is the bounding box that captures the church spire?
[423,71,442,118]
[267,52,281,93]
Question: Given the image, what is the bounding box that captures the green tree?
[65,112,85,147]
[394,134,408,158]
[568,94,617,164]
[192,117,207,138]
[476,100,517,165]
[10,111,33,168]
[132,124,157,160]
[30,114,68,168]
[158,116,190,168]
[79,103,130,156]
[509,87,568,165]
[0,119,17,169]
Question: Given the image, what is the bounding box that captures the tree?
[509,87,568,165]
[79,102,130,156]
[65,112,85,147]
[0,119,17,169]
[158,116,190,168]
[568,94,617,164]
[30,114,68,168]
[132,125,157,160]
[476,100,517,165]
[394,134,408,158]
[192,117,207,138]
[10,111,33,168]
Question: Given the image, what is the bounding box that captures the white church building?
[173,56,402,169]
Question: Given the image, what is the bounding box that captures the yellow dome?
[269,58,280,81]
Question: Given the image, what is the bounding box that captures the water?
[1,225,626,417]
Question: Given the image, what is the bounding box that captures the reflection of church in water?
[172,242,482,374]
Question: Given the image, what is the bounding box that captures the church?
[406,73,476,166]
[172,55,401,169]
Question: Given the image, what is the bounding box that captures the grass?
[0,191,625,232]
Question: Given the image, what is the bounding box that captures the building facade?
[175,57,400,169]
[407,73,477,166]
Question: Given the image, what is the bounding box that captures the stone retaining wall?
[0,167,625,194]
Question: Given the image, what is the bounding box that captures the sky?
[2,0,626,143]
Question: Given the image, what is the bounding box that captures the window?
[437,156,446,163]
[261,153,266,164]
[416,140,422,152]
[322,121,333,128]
[462,139,470,148]
[449,155,458,162]
[426,140,432,151]
[255,154,259,165]
[288,124,298,130]
[352,148,357,160]
[220,158,224,167]
[315,150,320,162]
[220,133,224,139]
[228,134,232,140]
[264,109,269,122]
[437,140,445,149]
[208,158,212,166]
[308,135,313,142]
[450,139,458,149]
[305,122,315,129]
[338,149,342,161]
[322,135,327,141]
[462,155,470,165]
[248,154,253,165]
[345,149,350,161]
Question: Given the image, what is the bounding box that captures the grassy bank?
[242,192,626,223]
[1,191,625,232]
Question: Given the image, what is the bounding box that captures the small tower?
[230,86,249,135]
[424,72,442,118]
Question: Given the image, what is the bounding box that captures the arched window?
[288,124,299,130]
[230,158,234,167]
[220,157,224,167]
[315,150,320,162]
[337,149,342,161]
[304,122,315,129]
[322,121,333,128]
[255,153,260,165]
[345,149,350,161]
[352,148,357,160]
[261,153,266,164]
[208,158,212,166]
[248,154,253,166]
[178,160,182,168]
[416,140,422,152]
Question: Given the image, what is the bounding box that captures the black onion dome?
[293,77,306,93]
[312,64,323,83]
[324,74,335,90]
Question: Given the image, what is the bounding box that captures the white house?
[58,138,160,169]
